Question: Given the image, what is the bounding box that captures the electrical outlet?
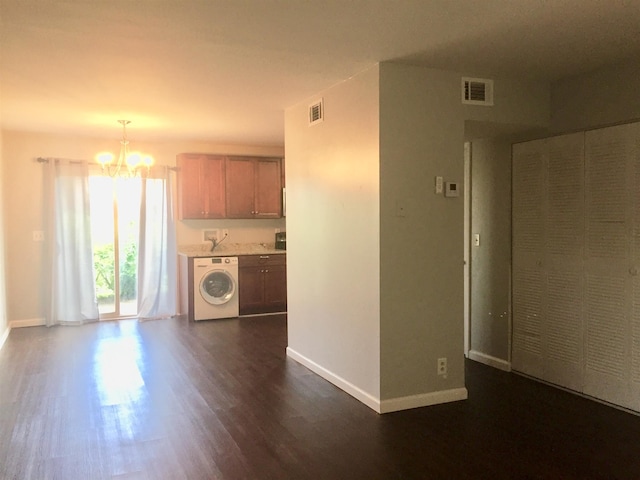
[437,357,448,376]
[222,229,229,238]
[203,229,219,242]
[33,230,44,242]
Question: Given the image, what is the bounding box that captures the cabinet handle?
[259,255,270,259]
[265,269,269,273]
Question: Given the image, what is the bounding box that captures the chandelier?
[95,120,153,177]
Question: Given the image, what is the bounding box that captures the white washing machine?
[193,256,239,321]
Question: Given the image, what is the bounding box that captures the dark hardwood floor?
[1,315,639,479]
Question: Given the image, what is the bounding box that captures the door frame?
[463,142,471,357]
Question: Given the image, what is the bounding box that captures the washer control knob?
[225,258,231,264]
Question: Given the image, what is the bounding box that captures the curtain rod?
[37,157,177,171]
[37,156,87,164]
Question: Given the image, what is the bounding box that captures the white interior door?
[512,121,640,413]
[583,123,635,409]
[543,132,585,391]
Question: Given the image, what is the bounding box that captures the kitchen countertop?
[178,242,285,258]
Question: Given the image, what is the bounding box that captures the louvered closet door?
[630,123,640,412]
[584,123,636,409]
[512,139,546,378]
[543,133,585,391]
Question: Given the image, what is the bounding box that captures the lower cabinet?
[238,254,287,315]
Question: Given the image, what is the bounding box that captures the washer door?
[200,270,236,305]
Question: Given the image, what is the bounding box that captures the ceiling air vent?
[462,77,493,106]
[309,99,324,126]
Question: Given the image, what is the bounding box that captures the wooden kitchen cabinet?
[226,157,282,218]
[238,254,287,315]
[177,154,226,219]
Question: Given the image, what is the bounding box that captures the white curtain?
[44,160,99,326]
[137,167,177,320]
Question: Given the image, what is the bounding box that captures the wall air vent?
[309,99,324,126]
[462,77,494,106]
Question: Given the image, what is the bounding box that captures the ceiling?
[1,0,639,145]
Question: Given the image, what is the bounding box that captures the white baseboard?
[286,347,382,412]
[379,387,468,414]
[286,347,469,414]
[10,318,46,328]
[468,349,511,372]
[0,324,10,351]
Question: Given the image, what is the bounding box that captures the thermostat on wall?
[445,182,460,197]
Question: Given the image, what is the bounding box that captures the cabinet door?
[226,157,256,218]
[177,154,226,219]
[263,264,287,311]
[177,154,206,219]
[201,156,226,218]
[239,266,265,315]
[255,159,282,218]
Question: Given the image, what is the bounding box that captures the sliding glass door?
[89,176,141,318]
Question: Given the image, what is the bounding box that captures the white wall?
[466,76,550,129]
[460,73,549,371]
[285,65,382,405]
[378,64,550,400]
[1,129,284,324]
[285,61,551,412]
[379,64,467,401]
[551,58,640,132]
[469,138,512,366]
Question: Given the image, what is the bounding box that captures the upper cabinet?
[226,157,282,218]
[177,154,226,220]
[177,154,283,220]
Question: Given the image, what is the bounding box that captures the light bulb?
[96,152,114,165]
[127,152,142,168]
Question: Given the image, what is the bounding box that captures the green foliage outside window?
[93,241,137,302]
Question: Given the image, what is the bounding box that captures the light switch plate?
[435,176,443,194]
